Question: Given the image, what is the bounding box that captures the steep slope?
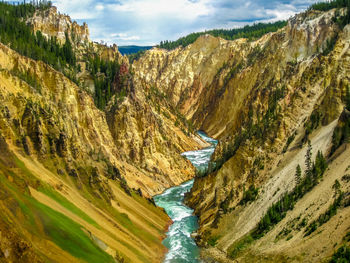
[0,2,212,260]
[2,2,349,262]
[25,5,204,195]
[132,7,350,262]
[187,7,349,243]
[0,22,203,263]
[105,84,204,194]
[194,12,350,260]
[0,40,181,262]
[133,9,343,138]
[132,34,243,124]
[21,3,205,196]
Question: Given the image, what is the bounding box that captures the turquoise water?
[154,131,217,263]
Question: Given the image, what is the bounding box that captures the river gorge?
[154,132,217,263]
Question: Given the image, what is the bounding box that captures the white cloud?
[50,0,324,46]
[109,0,211,20]
[53,0,98,19]
[110,33,140,41]
[265,8,297,22]
[95,4,105,11]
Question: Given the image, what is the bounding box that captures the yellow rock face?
[2,4,349,262]
[28,6,89,44]
[0,32,203,261]
[19,5,202,197]
[0,4,203,262]
[132,8,350,262]
[106,91,203,195]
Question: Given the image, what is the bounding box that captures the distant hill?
[118,45,153,55]
[158,21,287,50]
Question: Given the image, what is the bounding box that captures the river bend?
[154,132,217,263]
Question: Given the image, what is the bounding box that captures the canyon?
[0,2,349,263]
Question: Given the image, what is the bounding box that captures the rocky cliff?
[28,6,89,44]
[132,7,350,262]
[0,41,170,262]
[22,3,204,196]
[0,4,207,262]
[1,2,350,263]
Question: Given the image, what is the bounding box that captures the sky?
[43,1,323,46]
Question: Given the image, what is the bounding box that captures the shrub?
[228,234,254,259]
[304,192,344,237]
[207,235,220,247]
[240,185,259,205]
[329,245,350,262]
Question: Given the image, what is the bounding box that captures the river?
[154,131,218,263]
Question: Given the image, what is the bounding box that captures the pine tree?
[315,151,328,176]
[295,164,302,185]
[305,140,313,178]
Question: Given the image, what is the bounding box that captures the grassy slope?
[0,150,113,263]
[38,184,100,228]
[0,143,169,263]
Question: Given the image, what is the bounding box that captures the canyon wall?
[0,6,205,262]
[1,3,349,262]
[133,8,350,262]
